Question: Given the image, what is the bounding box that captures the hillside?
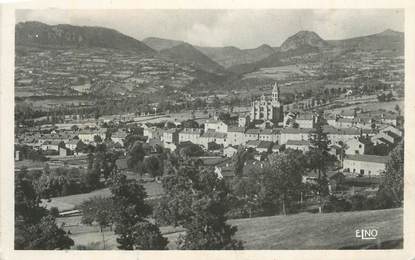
[280,30,330,52]
[142,37,184,51]
[230,208,403,249]
[160,43,225,73]
[329,29,404,52]
[16,21,155,54]
[197,44,276,68]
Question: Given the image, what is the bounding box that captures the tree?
[262,150,305,215]
[177,142,204,158]
[176,169,243,250]
[94,135,103,144]
[110,174,166,250]
[128,221,168,250]
[233,147,255,177]
[377,142,404,207]
[79,196,114,232]
[15,170,73,250]
[127,141,146,176]
[143,155,163,177]
[16,215,74,250]
[306,118,335,212]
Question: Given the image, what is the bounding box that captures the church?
[250,82,284,125]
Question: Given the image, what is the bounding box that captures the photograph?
[11,8,405,251]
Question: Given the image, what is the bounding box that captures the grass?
[59,208,402,250]
[42,181,164,211]
[229,208,403,249]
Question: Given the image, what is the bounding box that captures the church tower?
[271,82,281,105]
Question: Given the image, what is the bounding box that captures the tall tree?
[177,169,243,250]
[377,142,404,207]
[110,174,167,250]
[263,150,305,215]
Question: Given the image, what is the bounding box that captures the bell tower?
[272,82,280,105]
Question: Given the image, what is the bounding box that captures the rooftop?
[345,154,389,164]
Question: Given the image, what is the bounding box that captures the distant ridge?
[160,43,225,73]
[16,21,155,54]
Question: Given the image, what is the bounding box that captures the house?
[226,126,245,146]
[111,130,128,146]
[59,147,72,157]
[280,128,313,145]
[66,139,80,151]
[238,114,250,127]
[163,128,182,151]
[271,144,284,154]
[335,118,355,128]
[344,137,370,155]
[244,129,261,143]
[341,110,356,119]
[296,113,316,128]
[380,125,403,137]
[223,145,238,158]
[40,140,60,151]
[286,140,310,153]
[204,119,228,133]
[143,126,163,141]
[255,141,274,153]
[259,129,280,143]
[323,126,362,144]
[343,154,389,177]
[78,129,107,143]
[199,130,227,149]
[179,128,203,144]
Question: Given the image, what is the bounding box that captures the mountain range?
[16,21,404,76]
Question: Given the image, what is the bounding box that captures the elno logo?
[355,228,378,240]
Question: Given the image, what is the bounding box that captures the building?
[344,137,370,155]
[226,126,246,146]
[343,154,389,177]
[296,113,316,129]
[250,82,283,124]
[280,128,313,145]
[223,145,238,157]
[244,129,261,143]
[162,128,181,151]
[111,130,128,146]
[286,140,310,153]
[238,114,250,128]
[199,130,227,149]
[204,119,228,133]
[78,129,106,143]
[259,129,280,143]
[179,128,203,144]
[143,126,164,141]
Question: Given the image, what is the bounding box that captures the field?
[230,208,403,249]
[42,181,164,211]
[243,65,310,80]
[59,208,402,250]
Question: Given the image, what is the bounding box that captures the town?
[14,15,404,250]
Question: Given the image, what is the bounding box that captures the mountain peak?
[280,30,329,52]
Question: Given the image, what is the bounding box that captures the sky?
[16,9,404,49]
